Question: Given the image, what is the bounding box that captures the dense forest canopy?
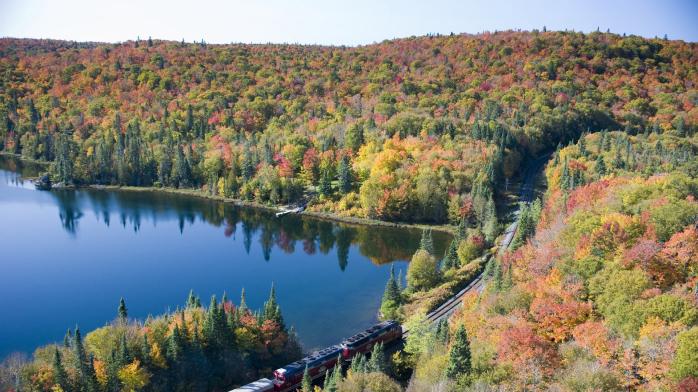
[1,31,695,224]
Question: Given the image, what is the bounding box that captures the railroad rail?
[402,153,549,338]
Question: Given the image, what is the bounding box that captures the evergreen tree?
[344,122,364,152]
[54,131,74,184]
[52,347,68,390]
[185,104,194,132]
[457,215,467,240]
[350,353,367,374]
[242,147,256,182]
[186,289,201,308]
[319,167,332,196]
[118,297,128,322]
[444,325,471,379]
[172,144,191,188]
[337,155,352,194]
[166,324,184,361]
[238,288,248,315]
[64,328,73,347]
[493,261,503,291]
[578,134,587,156]
[382,265,401,305]
[560,159,570,191]
[596,154,607,177]
[676,116,685,137]
[435,319,450,345]
[367,342,386,373]
[483,197,498,243]
[263,283,285,328]
[442,238,460,270]
[612,147,624,169]
[419,228,434,255]
[116,333,131,367]
[301,365,312,392]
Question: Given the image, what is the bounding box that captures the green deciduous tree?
[407,249,441,291]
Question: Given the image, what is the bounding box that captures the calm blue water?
[0,157,448,359]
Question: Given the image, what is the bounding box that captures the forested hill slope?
[0,31,696,224]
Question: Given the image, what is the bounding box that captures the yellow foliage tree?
[118,359,151,392]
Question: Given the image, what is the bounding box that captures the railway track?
[402,153,550,338]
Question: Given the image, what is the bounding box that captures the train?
[230,320,402,392]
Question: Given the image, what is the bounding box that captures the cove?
[0,156,449,359]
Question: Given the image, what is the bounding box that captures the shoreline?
[1,152,455,235]
[90,184,456,234]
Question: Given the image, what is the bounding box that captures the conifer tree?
[442,238,459,270]
[64,328,72,347]
[118,297,128,322]
[382,265,401,305]
[419,228,434,255]
[238,288,248,314]
[319,167,332,196]
[52,347,68,390]
[595,154,606,177]
[435,318,450,345]
[301,365,312,392]
[263,283,285,328]
[445,325,471,379]
[337,155,352,194]
[367,342,386,372]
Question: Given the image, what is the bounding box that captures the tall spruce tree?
[301,365,312,392]
[367,342,387,372]
[419,228,434,255]
[52,347,68,390]
[337,155,352,194]
[118,297,128,322]
[442,238,460,270]
[445,325,471,379]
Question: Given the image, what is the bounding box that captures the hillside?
[402,130,698,390]
[1,31,696,226]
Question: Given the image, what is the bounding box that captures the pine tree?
[185,104,194,132]
[435,319,450,345]
[578,134,587,156]
[442,238,460,270]
[301,365,312,392]
[64,328,72,347]
[419,228,434,255]
[337,155,352,194]
[382,265,401,305]
[595,154,606,177]
[118,297,128,322]
[367,342,386,372]
[52,347,68,390]
[238,288,248,315]
[319,167,332,196]
[676,116,685,137]
[263,283,285,328]
[493,261,503,291]
[457,215,467,240]
[444,325,471,379]
[560,159,570,191]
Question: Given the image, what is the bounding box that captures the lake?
[0,156,449,359]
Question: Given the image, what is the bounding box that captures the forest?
[1,29,697,391]
[1,31,695,227]
[1,289,301,391]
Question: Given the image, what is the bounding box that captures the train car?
[229,378,274,392]
[340,320,402,359]
[273,344,343,392]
